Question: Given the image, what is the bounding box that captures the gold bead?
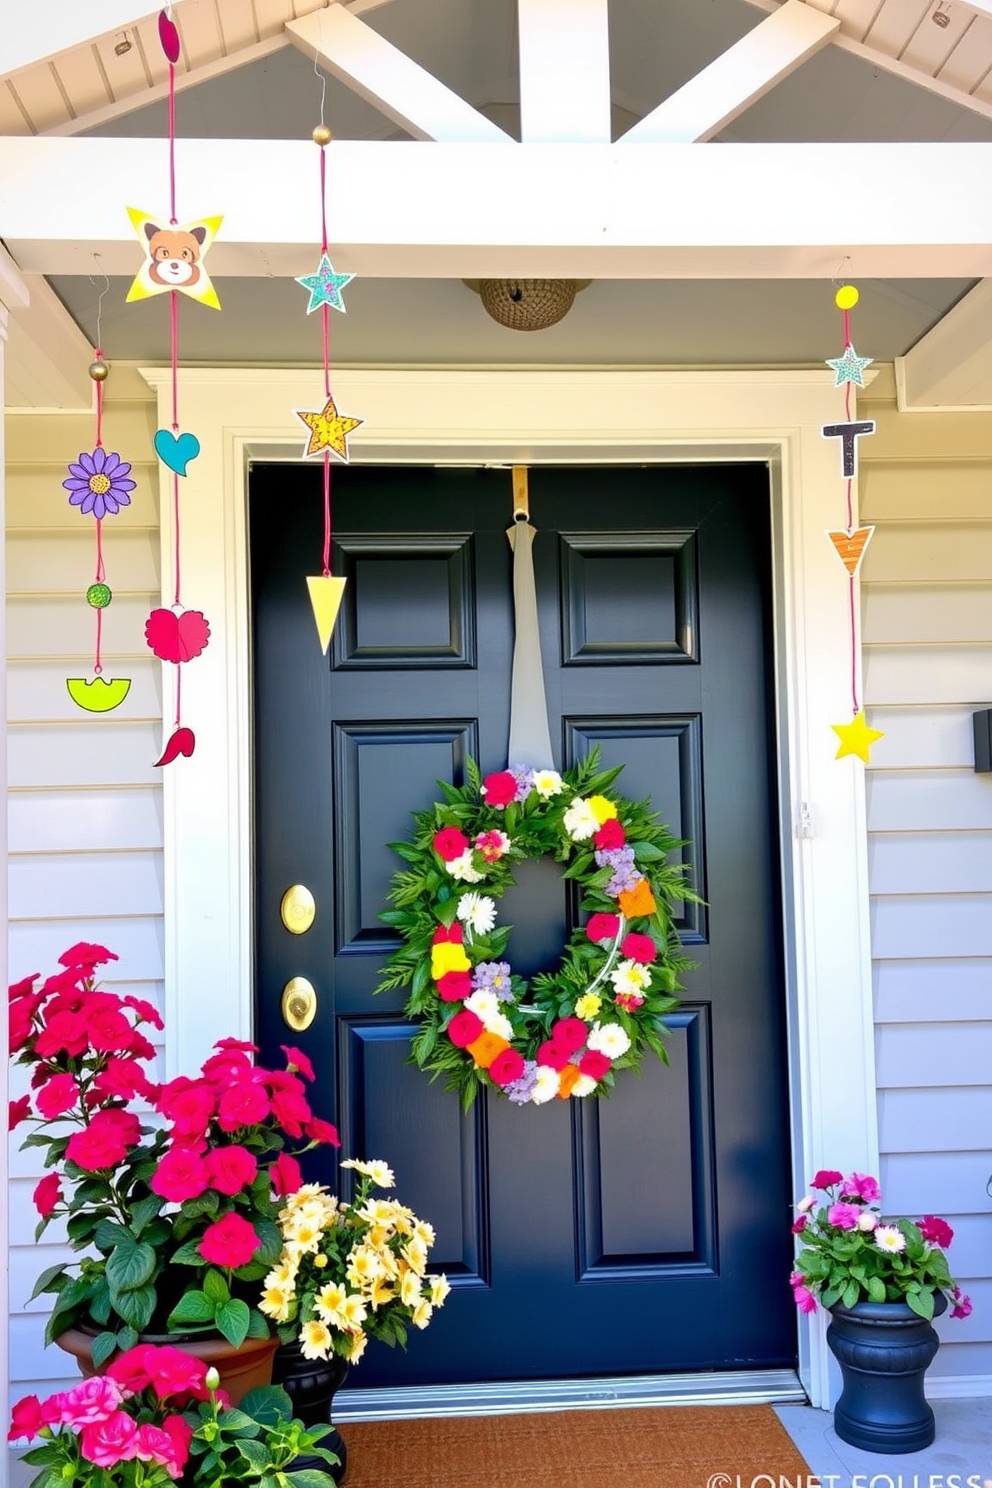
[312,124,332,146]
[88,359,109,382]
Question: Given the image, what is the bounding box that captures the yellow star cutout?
[832,711,885,764]
[295,394,363,461]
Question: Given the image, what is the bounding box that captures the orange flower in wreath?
[618,879,656,920]
[466,1031,509,1069]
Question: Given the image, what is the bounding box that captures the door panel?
[250,462,794,1386]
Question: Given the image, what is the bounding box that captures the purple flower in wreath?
[63,449,136,519]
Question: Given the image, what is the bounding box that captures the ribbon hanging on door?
[505,467,556,772]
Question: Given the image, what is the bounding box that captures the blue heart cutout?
[155,428,201,476]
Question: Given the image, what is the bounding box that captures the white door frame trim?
[139,365,880,1410]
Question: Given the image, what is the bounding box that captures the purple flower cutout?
[64,448,136,519]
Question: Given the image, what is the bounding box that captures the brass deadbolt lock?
[281,976,317,1032]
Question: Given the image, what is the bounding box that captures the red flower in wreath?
[482,772,517,807]
[433,828,468,862]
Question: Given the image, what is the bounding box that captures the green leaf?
[246,1307,272,1340]
[202,1268,231,1306]
[237,1438,274,1470]
[93,1217,128,1252]
[867,1276,887,1304]
[906,1289,934,1320]
[240,1386,293,1426]
[169,1238,206,1266]
[116,1325,140,1352]
[215,1297,251,1348]
[253,1217,284,1267]
[216,1407,261,1433]
[106,1237,156,1294]
[283,1473,340,1488]
[90,1330,119,1368]
[129,1193,165,1238]
[112,1283,157,1333]
[842,1279,861,1310]
[28,1263,70,1302]
[168,1290,217,1327]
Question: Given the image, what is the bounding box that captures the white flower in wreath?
[609,960,652,997]
[587,1021,632,1059]
[456,892,497,935]
[563,796,599,841]
[464,991,513,1041]
[532,769,564,799]
[571,1074,597,1097]
[446,849,484,883]
[530,1066,561,1105]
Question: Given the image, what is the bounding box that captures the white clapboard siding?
[861,384,992,1387]
[861,524,992,584]
[859,707,977,770]
[8,787,163,854]
[867,770,992,832]
[869,832,992,895]
[873,958,992,1024]
[5,389,166,1399]
[863,585,992,645]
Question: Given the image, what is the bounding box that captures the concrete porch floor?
[774,1401,992,1484]
[11,1398,992,1486]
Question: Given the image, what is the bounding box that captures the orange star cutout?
[295,394,363,461]
[832,711,885,764]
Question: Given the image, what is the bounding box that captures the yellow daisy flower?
[400,1270,423,1306]
[299,1319,332,1361]
[411,1298,434,1330]
[314,1282,349,1324]
[347,1331,368,1364]
[341,1293,368,1329]
[429,1274,451,1307]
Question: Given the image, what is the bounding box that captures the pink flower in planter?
[199,1211,261,1269]
[150,1145,209,1203]
[811,1169,843,1189]
[841,1172,881,1202]
[919,1215,954,1249]
[79,1409,140,1467]
[8,1395,45,1441]
[35,1072,79,1120]
[142,1346,212,1403]
[56,1376,125,1426]
[827,1202,862,1230]
[204,1143,257,1196]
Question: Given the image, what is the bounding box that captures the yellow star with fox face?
[295,394,363,461]
[832,711,885,764]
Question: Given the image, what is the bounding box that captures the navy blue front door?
[250,463,794,1386]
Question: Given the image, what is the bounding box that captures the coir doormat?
[337,1403,816,1488]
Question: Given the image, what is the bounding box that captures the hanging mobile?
[823,283,884,764]
[64,276,134,715]
[292,101,363,653]
[130,7,222,765]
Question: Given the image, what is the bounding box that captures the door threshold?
[333,1368,806,1422]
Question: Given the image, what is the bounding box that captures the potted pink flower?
[8,1343,338,1486]
[9,944,340,1397]
[791,1169,972,1454]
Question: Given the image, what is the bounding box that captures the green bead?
[87,582,112,609]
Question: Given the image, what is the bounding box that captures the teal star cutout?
[296,254,354,314]
[826,344,873,387]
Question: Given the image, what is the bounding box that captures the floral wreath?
[376,753,697,1107]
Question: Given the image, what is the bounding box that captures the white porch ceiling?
[3,0,992,406]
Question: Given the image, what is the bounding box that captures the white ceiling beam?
[0,0,161,80]
[741,0,992,127]
[622,0,839,144]
[285,7,511,143]
[896,279,992,410]
[517,0,611,143]
[4,137,992,280]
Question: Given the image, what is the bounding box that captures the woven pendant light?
[464,279,590,331]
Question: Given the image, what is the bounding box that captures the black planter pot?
[272,1341,349,1482]
[827,1294,946,1454]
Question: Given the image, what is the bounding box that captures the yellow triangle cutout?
[307,575,346,654]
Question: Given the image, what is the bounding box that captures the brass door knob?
[281,976,317,1032]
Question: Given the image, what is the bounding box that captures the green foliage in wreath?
[376,751,699,1108]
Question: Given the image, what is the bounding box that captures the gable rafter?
[285,5,512,143]
[621,0,839,144]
